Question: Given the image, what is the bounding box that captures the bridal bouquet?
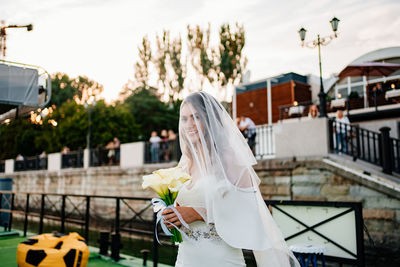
[142,166,191,243]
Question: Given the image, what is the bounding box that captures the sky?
[1,0,400,101]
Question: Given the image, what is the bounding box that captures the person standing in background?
[160,129,169,162]
[113,137,121,163]
[239,114,257,155]
[39,151,47,169]
[168,129,177,141]
[308,104,319,119]
[149,131,161,163]
[335,110,350,153]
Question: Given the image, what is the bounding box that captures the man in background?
[239,114,257,155]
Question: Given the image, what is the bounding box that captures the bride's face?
[180,103,204,144]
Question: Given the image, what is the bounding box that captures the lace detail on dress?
[182,223,222,242]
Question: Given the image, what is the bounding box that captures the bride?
[162,92,299,267]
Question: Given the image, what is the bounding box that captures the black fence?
[0,191,160,266]
[0,191,366,267]
[329,119,400,175]
[61,150,84,169]
[90,148,120,167]
[0,161,4,173]
[14,156,47,172]
[279,101,314,120]
[144,139,181,164]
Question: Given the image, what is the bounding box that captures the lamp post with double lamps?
[298,17,340,117]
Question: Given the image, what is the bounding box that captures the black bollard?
[110,232,122,261]
[380,127,393,174]
[98,231,109,256]
[141,249,150,266]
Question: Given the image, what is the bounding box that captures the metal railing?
[328,119,400,175]
[255,125,275,158]
[61,150,83,169]
[0,191,160,266]
[90,147,120,167]
[144,139,181,164]
[0,191,365,267]
[279,101,314,120]
[0,161,4,173]
[14,156,48,172]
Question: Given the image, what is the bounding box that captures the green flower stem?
[170,228,182,243]
[161,190,181,243]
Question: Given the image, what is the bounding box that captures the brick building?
[237,72,312,124]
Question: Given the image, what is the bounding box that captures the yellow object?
[17,232,89,267]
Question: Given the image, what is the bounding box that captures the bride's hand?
[162,207,203,229]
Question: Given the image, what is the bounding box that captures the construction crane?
[0,20,33,58]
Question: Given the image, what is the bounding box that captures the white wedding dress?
[175,179,246,267]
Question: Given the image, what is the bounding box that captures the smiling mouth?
[187,129,198,136]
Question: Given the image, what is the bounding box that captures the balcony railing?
[328,119,400,175]
[144,139,181,164]
[14,156,47,172]
[90,147,120,167]
[255,125,275,159]
[2,129,276,172]
[0,161,5,173]
[279,101,314,120]
[61,150,83,169]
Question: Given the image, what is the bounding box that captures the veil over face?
[178,92,299,267]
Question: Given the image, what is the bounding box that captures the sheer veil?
[178,91,299,267]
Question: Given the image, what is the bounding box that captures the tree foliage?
[49,73,104,107]
[134,36,152,89]
[49,73,78,107]
[128,22,246,102]
[0,72,142,159]
[187,24,216,85]
[123,87,179,139]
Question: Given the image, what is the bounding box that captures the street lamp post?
[84,98,96,150]
[0,21,33,58]
[298,17,340,117]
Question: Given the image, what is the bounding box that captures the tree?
[187,24,216,87]
[72,76,104,105]
[0,72,141,160]
[123,87,179,139]
[49,73,78,107]
[49,73,104,107]
[216,23,247,99]
[169,35,186,100]
[134,36,152,90]
[187,23,247,100]
[154,30,169,94]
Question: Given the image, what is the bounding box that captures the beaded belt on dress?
[181,223,222,241]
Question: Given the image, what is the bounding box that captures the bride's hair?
[179,92,219,172]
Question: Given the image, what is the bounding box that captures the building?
[327,46,400,138]
[236,72,311,124]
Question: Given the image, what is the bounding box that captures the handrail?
[0,191,365,267]
[328,118,400,176]
[0,191,159,266]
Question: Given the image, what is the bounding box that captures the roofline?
[236,72,307,88]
